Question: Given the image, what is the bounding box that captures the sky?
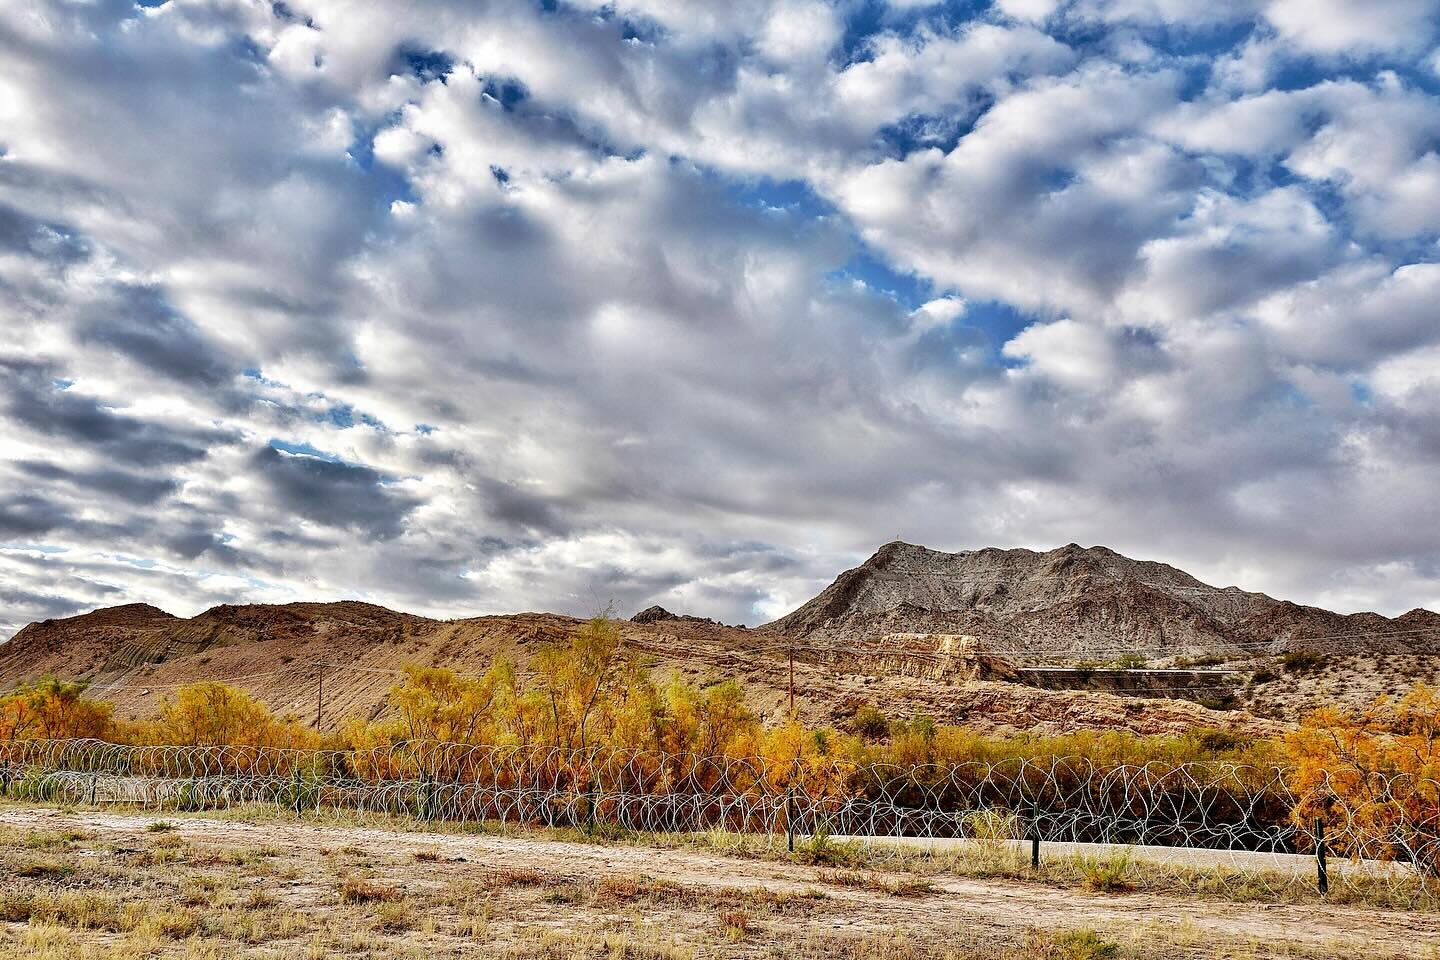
[2,0,1440,638]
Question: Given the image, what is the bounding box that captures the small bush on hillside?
[1174,654,1226,669]
[850,706,890,741]
[1279,651,1326,673]
[1197,692,1237,711]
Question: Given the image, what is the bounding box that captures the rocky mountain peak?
[764,541,1436,658]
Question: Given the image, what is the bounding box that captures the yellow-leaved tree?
[0,677,116,742]
[383,661,518,745]
[1286,683,1440,874]
[531,615,624,751]
[147,682,315,750]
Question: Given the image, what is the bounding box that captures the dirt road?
[2,805,1435,958]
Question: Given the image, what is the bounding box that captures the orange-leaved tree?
[1286,683,1440,873]
[0,677,116,742]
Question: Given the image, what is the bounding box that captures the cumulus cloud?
[2,0,1440,639]
[1264,0,1438,58]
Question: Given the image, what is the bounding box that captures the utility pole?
[315,664,324,731]
[788,640,795,718]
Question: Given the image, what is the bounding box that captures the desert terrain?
[2,804,1436,960]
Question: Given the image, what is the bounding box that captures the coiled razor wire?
[1,738,1436,902]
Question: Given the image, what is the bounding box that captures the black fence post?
[1031,835,1040,869]
[585,779,596,836]
[1315,818,1328,895]
[786,785,795,853]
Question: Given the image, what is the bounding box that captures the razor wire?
[1,737,1436,901]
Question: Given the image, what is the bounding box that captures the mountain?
[0,600,1276,739]
[3,541,1436,734]
[764,541,1440,658]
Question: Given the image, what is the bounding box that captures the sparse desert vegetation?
[1,804,1436,959]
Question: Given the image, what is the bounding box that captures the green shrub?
[850,706,890,741]
[1076,851,1133,893]
[793,824,862,868]
[1051,929,1120,960]
[1279,651,1326,673]
[1175,654,1227,669]
[1196,692,1237,711]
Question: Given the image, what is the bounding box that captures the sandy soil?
[1,806,1435,959]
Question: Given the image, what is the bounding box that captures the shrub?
[1076,851,1133,892]
[14,858,71,880]
[718,909,751,940]
[7,770,67,803]
[339,877,401,904]
[1051,929,1120,960]
[793,825,862,868]
[1196,692,1237,711]
[1279,651,1326,674]
[850,706,890,741]
[145,682,315,750]
[963,808,1018,842]
[371,900,413,932]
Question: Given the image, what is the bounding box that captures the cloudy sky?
[2,0,1440,637]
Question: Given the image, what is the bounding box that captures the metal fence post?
[585,778,596,835]
[786,784,795,853]
[1031,835,1040,869]
[1315,818,1328,895]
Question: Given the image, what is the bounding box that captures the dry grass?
[0,806,1435,960]
[338,876,403,904]
[8,794,1436,914]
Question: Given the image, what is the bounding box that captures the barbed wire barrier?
[2,738,1436,904]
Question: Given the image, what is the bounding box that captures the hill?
[766,541,1440,657]
[4,540,1437,736]
[0,604,1275,739]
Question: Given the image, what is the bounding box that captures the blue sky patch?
[268,438,347,464]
